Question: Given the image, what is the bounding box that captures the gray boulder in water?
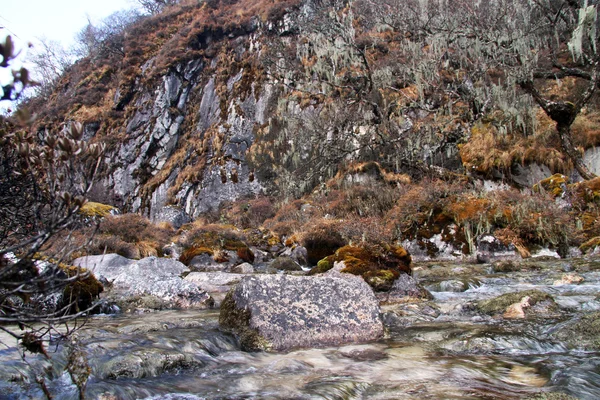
[219,274,383,351]
[378,274,433,304]
[74,255,213,309]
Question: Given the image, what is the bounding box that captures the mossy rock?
[237,247,255,263]
[79,202,117,217]
[180,228,252,265]
[476,290,556,315]
[553,311,600,350]
[307,257,333,275]
[307,245,412,291]
[579,236,600,254]
[363,269,399,291]
[61,265,104,313]
[532,174,568,197]
[243,228,281,250]
[219,290,271,351]
[525,393,580,400]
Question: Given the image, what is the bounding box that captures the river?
[1,258,599,399]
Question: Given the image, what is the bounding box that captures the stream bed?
[1,257,600,399]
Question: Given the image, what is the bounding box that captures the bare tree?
[135,0,179,15]
[74,9,141,60]
[26,38,73,98]
[1,36,105,399]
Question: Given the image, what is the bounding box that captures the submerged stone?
[219,274,383,351]
[476,290,558,317]
[552,311,600,350]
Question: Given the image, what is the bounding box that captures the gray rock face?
[74,255,213,309]
[476,234,520,263]
[219,274,384,351]
[73,254,136,283]
[152,205,191,229]
[185,271,247,306]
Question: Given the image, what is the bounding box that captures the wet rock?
[219,274,384,351]
[270,256,303,272]
[438,280,468,292]
[553,273,584,286]
[378,274,433,304]
[340,347,388,362]
[476,234,520,263]
[476,290,558,317]
[492,260,522,273]
[100,350,194,380]
[525,393,581,400]
[552,311,600,350]
[231,262,254,274]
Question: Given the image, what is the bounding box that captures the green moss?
[79,202,117,217]
[532,174,568,197]
[219,290,271,351]
[307,245,412,291]
[476,290,555,315]
[308,257,333,275]
[363,269,399,292]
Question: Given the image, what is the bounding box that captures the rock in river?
[74,255,213,309]
[219,274,383,351]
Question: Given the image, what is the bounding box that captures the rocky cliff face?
[26,0,600,222]
[26,0,471,220]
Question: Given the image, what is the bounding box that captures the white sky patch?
[0,0,137,108]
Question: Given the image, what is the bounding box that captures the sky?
[1,0,136,49]
[0,0,138,108]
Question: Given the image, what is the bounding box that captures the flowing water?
[2,258,600,399]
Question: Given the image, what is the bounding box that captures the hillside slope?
[23,0,600,221]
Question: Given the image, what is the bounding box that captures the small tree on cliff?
[518,0,600,180]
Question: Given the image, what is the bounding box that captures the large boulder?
[73,255,213,309]
[73,254,135,283]
[219,274,384,351]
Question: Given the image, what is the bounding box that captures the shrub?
[177,223,253,265]
[308,244,412,291]
[86,213,174,259]
[221,196,276,229]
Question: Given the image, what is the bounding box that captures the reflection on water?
[2,259,600,399]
